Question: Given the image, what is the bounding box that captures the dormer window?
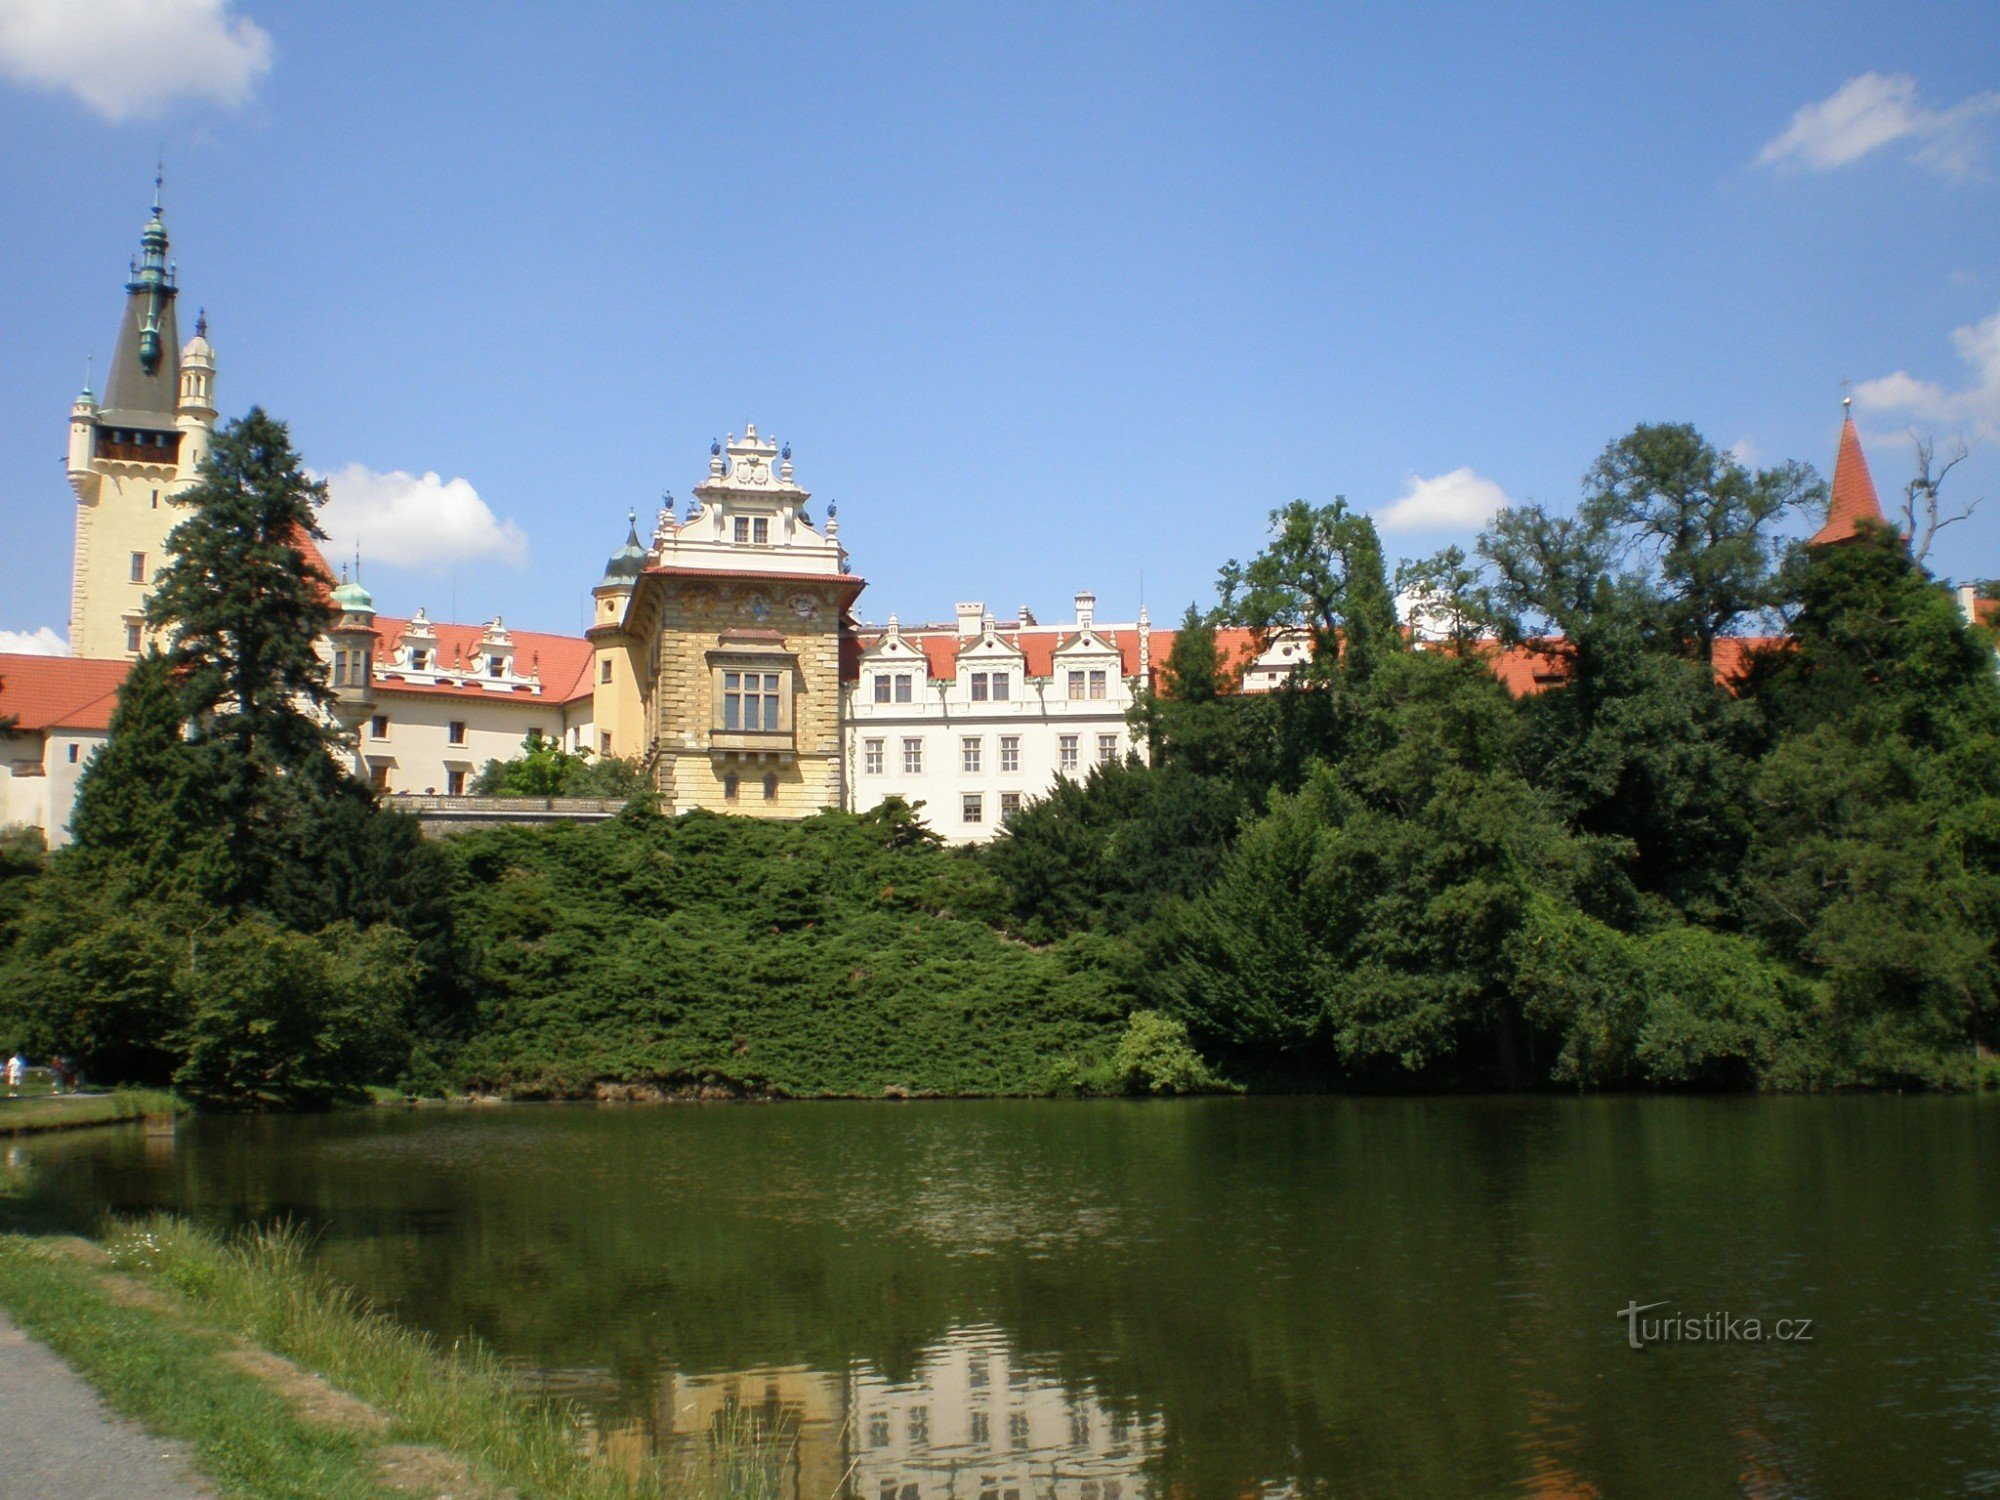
[969,671,1010,702]
[410,649,429,671]
[487,655,505,678]
[732,516,772,545]
[873,671,913,704]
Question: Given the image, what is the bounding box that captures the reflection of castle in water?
[580,1326,1160,1500]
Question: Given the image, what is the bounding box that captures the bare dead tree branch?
[1901,430,1982,565]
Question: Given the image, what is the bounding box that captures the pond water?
[18,1097,2000,1497]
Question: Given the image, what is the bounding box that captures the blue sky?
[3,1,1998,649]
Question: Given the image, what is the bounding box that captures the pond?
[18,1096,2000,1497]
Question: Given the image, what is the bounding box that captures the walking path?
[0,1307,212,1497]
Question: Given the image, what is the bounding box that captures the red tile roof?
[859,624,1162,684]
[1810,414,1887,547]
[370,617,596,703]
[0,654,131,732]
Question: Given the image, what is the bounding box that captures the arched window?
[763,773,778,801]
[723,773,739,801]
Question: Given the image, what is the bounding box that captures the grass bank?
[0,1087,185,1134]
[0,1168,775,1499]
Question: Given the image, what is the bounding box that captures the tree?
[67,651,214,888]
[1218,499,1402,684]
[472,732,646,796]
[144,408,347,908]
[1898,432,1982,566]
[1395,546,1493,656]
[1580,423,1821,661]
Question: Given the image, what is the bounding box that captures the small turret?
[326,567,378,737]
[599,512,648,589]
[68,361,99,501]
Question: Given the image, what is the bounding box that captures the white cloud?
[1374,467,1511,532]
[1756,72,2000,179]
[317,465,529,572]
[0,626,68,656]
[1728,436,1762,469]
[0,0,271,122]
[1854,305,2000,443]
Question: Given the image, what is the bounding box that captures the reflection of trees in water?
[27,1099,2000,1497]
[576,1326,1161,1500]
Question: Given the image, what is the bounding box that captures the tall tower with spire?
[66,181,221,659]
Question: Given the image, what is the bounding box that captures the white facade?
[845,593,1150,843]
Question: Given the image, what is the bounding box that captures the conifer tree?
[67,651,213,885]
[144,407,347,907]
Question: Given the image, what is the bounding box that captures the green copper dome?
[333,577,375,614]
[600,516,647,587]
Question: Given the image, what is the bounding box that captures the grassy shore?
[0,1158,779,1499]
[0,1087,185,1134]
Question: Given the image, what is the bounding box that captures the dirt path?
[0,1306,213,1498]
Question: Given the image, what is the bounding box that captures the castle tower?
[1808,396,1887,548]
[67,183,220,659]
[591,427,865,816]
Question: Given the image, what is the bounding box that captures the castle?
[4,198,1984,849]
[0,196,1303,847]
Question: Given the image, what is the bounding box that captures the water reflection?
[16,1098,2000,1498]
[568,1327,1160,1500]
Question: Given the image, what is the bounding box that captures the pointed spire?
[1810,395,1888,547]
[78,353,94,404]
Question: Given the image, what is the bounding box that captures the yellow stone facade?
[590,426,863,818]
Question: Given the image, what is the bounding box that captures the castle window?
[600,659,613,684]
[909,1407,929,1446]
[991,672,1009,701]
[124,623,141,653]
[1089,670,1107,699]
[1000,792,1021,820]
[150,489,159,509]
[723,773,740,801]
[1008,1412,1029,1448]
[129,552,146,583]
[753,517,769,545]
[902,737,923,774]
[970,671,989,701]
[601,732,613,755]
[970,1410,990,1445]
[869,1414,890,1449]
[68,743,80,764]
[370,715,389,738]
[962,793,983,824]
[1098,733,1118,764]
[1000,735,1020,772]
[369,762,390,792]
[874,674,892,703]
[487,656,505,677]
[448,721,466,746]
[763,773,778,801]
[864,738,884,774]
[446,769,466,796]
[962,737,981,773]
[1068,669,1085,699]
[892,673,913,703]
[734,517,749,543]
[722,671,781,732]
[410,649,429,671]
[1058,734,1078,773]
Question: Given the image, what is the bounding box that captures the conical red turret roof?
[1810,403,1887,546]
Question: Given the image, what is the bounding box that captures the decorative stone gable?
[590,427,865,818]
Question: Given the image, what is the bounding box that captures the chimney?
[955,602,985,638]
[1074,591,1095,632]
[1960,583,1978,626]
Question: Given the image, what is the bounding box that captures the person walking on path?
[5,1053,23,1096]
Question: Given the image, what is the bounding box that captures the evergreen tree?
[67,651,215,888]
[144,408,346,908]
